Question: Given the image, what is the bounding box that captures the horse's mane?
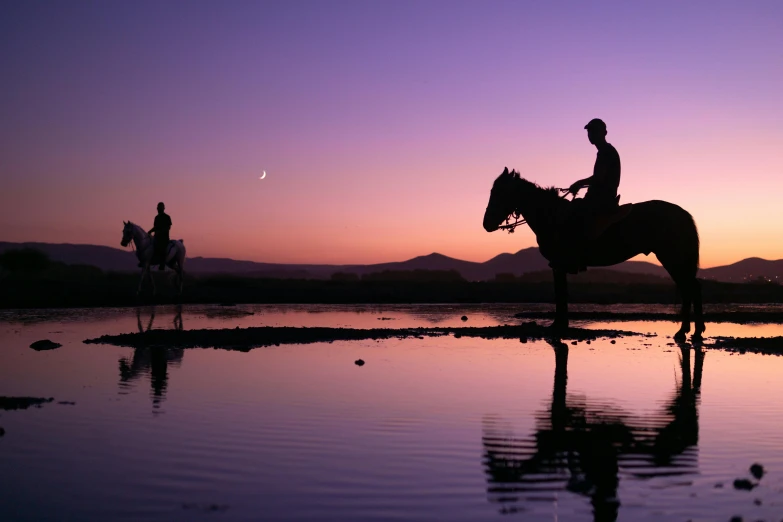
[507,170,563,205]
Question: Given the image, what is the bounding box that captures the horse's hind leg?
[692,278,705,339]
[176,263,183,294]
[671,273,692,342]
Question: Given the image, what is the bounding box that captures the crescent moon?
[260,171,266,179]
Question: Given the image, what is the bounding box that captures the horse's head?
[121,221,134,247]
[483,167,522,232]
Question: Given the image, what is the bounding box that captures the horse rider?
[146,202,172,270]
[563,118,622,271]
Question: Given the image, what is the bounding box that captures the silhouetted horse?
[121,221,186,295]
[483,168,704,340]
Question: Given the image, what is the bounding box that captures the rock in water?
[355,359,365,366]
[750,463,765,480]
[30,340,61,351]
[0,427,5,437]
[733,478,755,490]
[461,316,468,321]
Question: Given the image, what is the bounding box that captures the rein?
[498,188,574,233]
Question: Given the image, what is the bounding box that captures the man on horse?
[562,118,622,272]
[147,202,172,271]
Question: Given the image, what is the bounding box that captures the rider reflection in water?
[564,119,622,272]
[146,202,172,271]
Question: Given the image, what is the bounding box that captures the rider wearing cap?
[568,118,621,209]
[561,119,622,271]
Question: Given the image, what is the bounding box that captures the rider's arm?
[569,176,594,194]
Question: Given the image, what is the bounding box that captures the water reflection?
[118,306,184,410]
[483,340,704,521]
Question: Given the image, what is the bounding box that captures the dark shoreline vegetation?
[85,322,643,351]
[1,248,782,309]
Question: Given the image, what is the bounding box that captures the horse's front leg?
[551,269,569,330]
[149,265,157,296]
[137,265,147,295]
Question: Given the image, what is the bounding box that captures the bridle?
[497,188,574,233]
[123,223,149,254]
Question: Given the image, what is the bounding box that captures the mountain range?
[1,241,780,283]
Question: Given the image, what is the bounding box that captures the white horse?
[121,221,186,295]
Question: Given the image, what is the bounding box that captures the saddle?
[549,195,634,274]
[151,240,177,265]
[585,196,634,240]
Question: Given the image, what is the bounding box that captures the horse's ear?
[503,167,509,175]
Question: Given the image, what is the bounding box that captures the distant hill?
[0,241,775,283]
[699,257,783,283]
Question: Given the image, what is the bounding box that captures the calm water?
[1,304,783,522]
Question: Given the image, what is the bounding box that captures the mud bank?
[710,336,783,355]
[514,311,783,324]
[84,323,642,351]
[0,397,54,410]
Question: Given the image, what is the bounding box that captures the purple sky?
[1,1,781,265]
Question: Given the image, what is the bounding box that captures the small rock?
[586,340,591,345]
[355,359,365,366]
[30,339,61,351]
[733,478,755,490]
[750,463,765,480]
[729,517,742,522]
[461,316,468,321]
[714,482,724,488]
[610,340,616,344]
[753,498,762,506]
[0,427,5,437]
[182,503,229,513]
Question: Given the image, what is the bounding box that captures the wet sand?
[84,322,643,350]
[709,336,783,355]
[514,310,783,324]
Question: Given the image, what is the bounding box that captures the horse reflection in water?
[483,340,703,521]
[118,306,185,411]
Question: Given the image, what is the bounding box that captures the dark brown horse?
[483,167,704,340]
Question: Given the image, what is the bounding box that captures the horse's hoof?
[673,331,687,342]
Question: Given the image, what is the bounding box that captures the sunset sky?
[1,1,781,267]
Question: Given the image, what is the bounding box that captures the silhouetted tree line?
[0,248,51,272]
[2,248,783,308]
